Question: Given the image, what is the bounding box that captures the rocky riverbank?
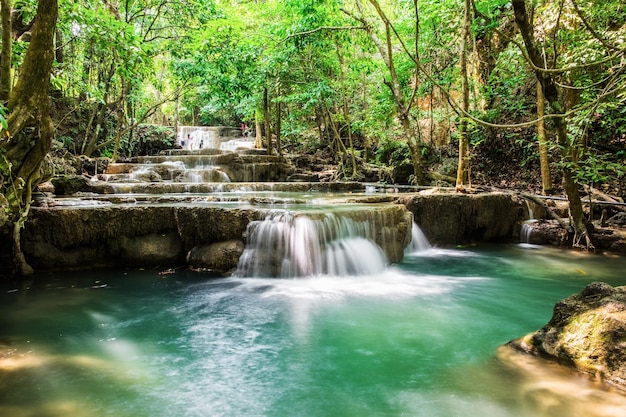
[501,281,626,392]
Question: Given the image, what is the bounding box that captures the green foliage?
[0,0,621,195]
[484,45,532,117]
[375,136,411,165]
[559,150,626,188]
[117,125,176,158]
[513,134,540,168]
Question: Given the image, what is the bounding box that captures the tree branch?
[282,26,365,43]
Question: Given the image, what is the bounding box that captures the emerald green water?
[1,245,626,417]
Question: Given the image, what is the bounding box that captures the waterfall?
[520,220,537,243]
[235,211,388,278]
[406,222,431,253]
[520,200,536,244]
[178,126,220,150]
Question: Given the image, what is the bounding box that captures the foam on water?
[229,270,484,301]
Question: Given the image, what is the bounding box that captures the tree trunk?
[536,82,553,195]
[0,0,11,102]
[275,100,282,156]
[456,0,471,191]
[512,0,592,249]
[264,87,272,155]
[254,105,263,149]
[55,28,63,63]
[83,62,116,157]
[473,12,517,109]
[315,107,325,145]
[112,80,128,159]
[336,41,358,178]
[353,0,426,184]
[1,0,58,276]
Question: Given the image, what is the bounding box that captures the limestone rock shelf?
[23,202,413,275]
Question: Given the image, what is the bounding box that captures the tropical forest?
[1,1,626,416]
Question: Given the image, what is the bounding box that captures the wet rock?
[21,204,413,273]
[114,232,184,266]
[287,173,321,182]
[76,156,110,176]
[53,155,110,176]
[187,240,245,274]
[521,220,626,255]
[130,169,162,182]
[398,192,524,245]
[51,175,90,195]
[505,282,626,392]
[36,181,54,193]
[520,219,570,247]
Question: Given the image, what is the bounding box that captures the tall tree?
[0,0,58,275]
[512,0,591,248]
[536,81,553,195]
[347,0,427,184]
[456,0,472,190]
[0,0,11,101]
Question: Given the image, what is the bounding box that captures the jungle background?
[1,0,624,185]
[0,0,625,269]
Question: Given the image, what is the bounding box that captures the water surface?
[1,244,625,417]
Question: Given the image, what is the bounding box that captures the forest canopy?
[1,1,624,181]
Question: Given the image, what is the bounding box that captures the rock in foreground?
[504,282,626,392]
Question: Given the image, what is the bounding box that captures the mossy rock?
[51,175,90,195]
[505,282,626,391]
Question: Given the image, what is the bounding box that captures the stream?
[1,244,626,417]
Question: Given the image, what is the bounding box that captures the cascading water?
[407,222,431,253]
[520,200,536,244]
[235,211,390,278]
[520,221,536,243]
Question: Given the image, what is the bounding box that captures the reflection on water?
[1,245,626,417]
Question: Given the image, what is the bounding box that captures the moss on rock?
[505,282,626,391]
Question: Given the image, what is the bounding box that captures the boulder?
[21,206,253,270]
[398,192,524,245]
[187,240,245,274]
[521,220,626,255]
[51,175,90,195]
[505,282,626,392]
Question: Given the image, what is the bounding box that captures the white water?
[178,126,220,150]
[520,220,536,243]
[235,209,431,278]
[221,138,256,151]
[177,126,252,151]
[235,212,394,278]
[180,167,231,183]
[125,160,231,183]
[407,222,432,253]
